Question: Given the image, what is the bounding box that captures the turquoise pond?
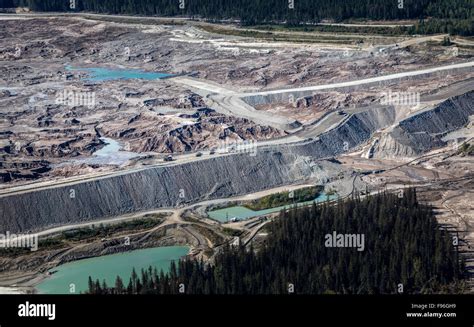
[208,193,338,223]
[66,65,173,82]
[36,246,189,294]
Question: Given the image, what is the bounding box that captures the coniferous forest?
[0,0,472,35]
[87,189,466,295]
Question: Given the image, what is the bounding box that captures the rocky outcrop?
[102,108,286,153]
[0,160,51,183]
[143,93,205,109]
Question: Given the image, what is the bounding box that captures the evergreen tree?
[2,0,472,35]
[89,189,467,295]
[115,276,125,294]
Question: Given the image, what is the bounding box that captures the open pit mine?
[0,13,472,295]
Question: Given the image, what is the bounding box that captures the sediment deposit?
[2,91,472,233]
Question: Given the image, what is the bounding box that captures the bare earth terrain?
[0,13,472,293]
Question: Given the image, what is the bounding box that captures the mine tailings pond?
[86,137,142,165]
[66,65,173,82]
[208,193,338,223]
[36,246,189,294]
[60,137,145,166]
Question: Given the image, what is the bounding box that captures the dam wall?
[1,92,472,233]
[375,90,474,158]
[286,106,397,156]
[0,152,340,233]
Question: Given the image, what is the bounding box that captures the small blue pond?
[66,65,173,82]
[208,193,338,223]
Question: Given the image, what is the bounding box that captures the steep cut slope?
[375,91,474,158]
[0,153,341,233]
[1,91,472,233]
[0,105,398,233]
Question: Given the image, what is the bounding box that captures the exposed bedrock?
[1,91,472,233]
[375,90,474,158]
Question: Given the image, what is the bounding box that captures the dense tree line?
[245,185,323,210]
[88,189,466,294]
[0,0,472,35]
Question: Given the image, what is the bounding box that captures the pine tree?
[90,189,466,295]
[115,276,124,294]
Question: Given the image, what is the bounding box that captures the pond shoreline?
[36,245,190,294]
[208,192,339,223]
